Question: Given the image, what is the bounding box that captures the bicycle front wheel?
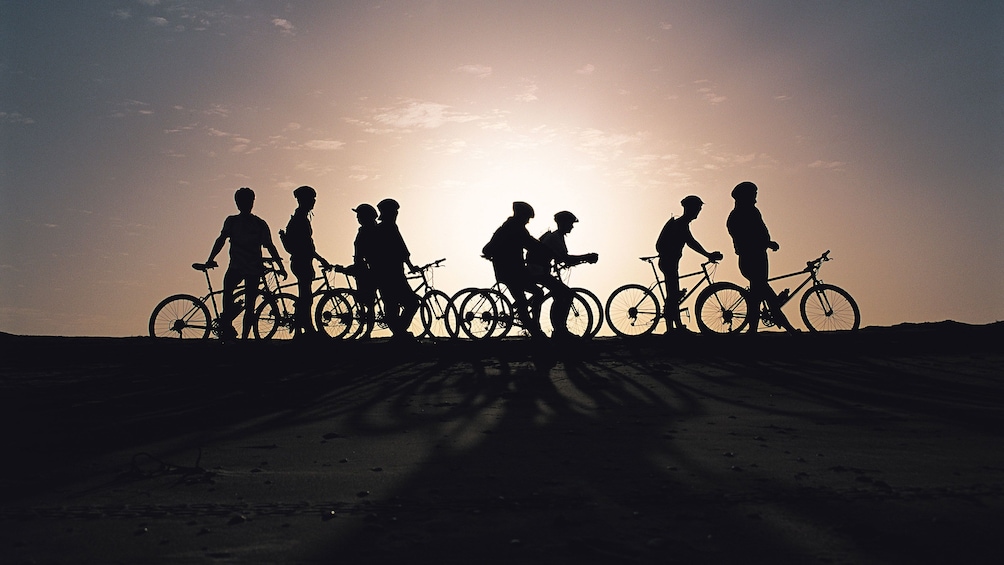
[254,293,297,340]
[800,284,860,332]
[695,282,750,334]
[149,294,211,339]
[605,284,660,337]
[573,287,603,337]
[420,289,459,339]
[540,291,595,338]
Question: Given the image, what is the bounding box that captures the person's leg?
[659,259,683,331]
[221,268,242,338]
[241,274,259,339]
[537,274,572,336]
[738,253,764,333]
[292,261,315,334]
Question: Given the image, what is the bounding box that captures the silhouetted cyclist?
[526,211,599,339]
[726,181,797,333]
[206,187,286,340]
[656,195,723,333]
[368,198,421,340]
[345,203,379,316]
[483,202,555,339]
[279,185,330,339]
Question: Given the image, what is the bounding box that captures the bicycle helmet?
[681,195,703,209]
[512,201,535,218]
[554,210,578,225]
[293,185,316,200]
[377,198,400,212]
[353,203,377,220]
[731,181,758,200]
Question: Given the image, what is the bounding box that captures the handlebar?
[416,258,446,271]
[641,255,721,267]
[805,250,832,272]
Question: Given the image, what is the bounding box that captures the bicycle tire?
[800,284,860,332]
[695,282,750,334]
[314,289,356,339]
[605,284,661,337]
[540,291,595,338]
[254,293,297,340]
[420,289,459,339]
[456,288,500,339]
[149,294,212,339]
[573,287,604,337]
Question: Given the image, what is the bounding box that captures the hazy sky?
[2,0,1002,336]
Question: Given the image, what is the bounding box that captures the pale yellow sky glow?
[1,1,1001,336]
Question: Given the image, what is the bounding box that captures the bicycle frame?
[640,255,719,314]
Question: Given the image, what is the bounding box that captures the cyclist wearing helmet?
[726,181,797,333]
[482,202,554,339]
[369,198,420,340]
[206,187,287,340]
[526,211,599,339]
[347,203,379,315]
[280,185,330,338]
[656,195,723,333]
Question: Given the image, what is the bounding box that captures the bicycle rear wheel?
[800,284,860,332]
[254,293,297,340]
[314,290,356,339]
[605,284,660,337]
[420,289,459,338]
[149,294,211,339]
[573,287,604,337]
[456,288,500,339]
[695,282,750,334]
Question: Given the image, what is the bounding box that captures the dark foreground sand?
[1,322,1002,564]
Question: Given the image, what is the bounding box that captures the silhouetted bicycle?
[695,250,860,333]
[149,260,288,339]
[454,258,597,339]
[605,256,722,336]
[314,259,458,339]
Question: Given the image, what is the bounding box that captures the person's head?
[680,195,704,219]
[293,185,317,210]
[353,203,377,225]
[512,201,535,224]
[234,187,255,213]
[731,181,758,205]
[554,210,578,234]
[377,198,400,222]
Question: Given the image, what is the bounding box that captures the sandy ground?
[1,322,1002,564]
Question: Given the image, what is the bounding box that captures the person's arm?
[685,232,722,261]
[261,226,287,278]
[206,219,229,265]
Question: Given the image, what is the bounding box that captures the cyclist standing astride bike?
[369,198,421,341]
[279,185,330,339]
[726,181,797,334]
[656,195,723,333]
[347,203,379,314]
[206,187,287,341]
[526,211,599,339]
[483,202,555,340]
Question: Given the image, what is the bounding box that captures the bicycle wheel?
[695,282,750,334]
[420,289,459,339]
[314,290,356,339]
[149,294,211,339]
[605,284,661,337]
[251,294,292,340]
[456,288,500,339]
[573,287,604,337]
[800,284,860,332]
[540,291,594,338]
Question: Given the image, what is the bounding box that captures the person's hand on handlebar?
[767,241,780,252]
[707,251,724,262]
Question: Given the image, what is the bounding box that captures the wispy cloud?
[301,139,345,151]
[808,160,846,170]
[575,64,595,75]
[0,112,35,125]
[148,16,169,27]
[515,79,539,102]
[272,18,295,35]
[455,64,492,79]
[370,100,483,132]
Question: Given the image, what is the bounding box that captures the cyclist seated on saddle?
[483,202,562,339]
[656,195,723,333]
[206,187,287,340]
[526,211,599,339]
